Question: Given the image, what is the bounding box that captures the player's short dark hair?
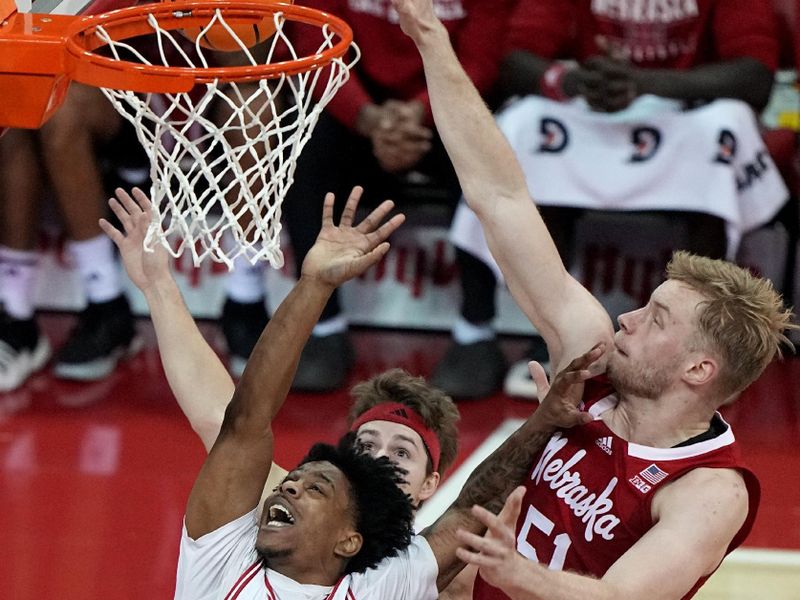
[299,432,415,574]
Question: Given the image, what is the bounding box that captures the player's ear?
[334,531,363,560]
[683,354,717,387]
[417,471,440,502]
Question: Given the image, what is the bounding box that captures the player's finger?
[114,187,142,217]
[528,361,550,399]
[367,213,405,247]
[108,197,134,231]
[130,187,153,213]
[456,529,509,557]
[98,218,124,247]
[357,199,396,234]
[455,547,501,568]
[340,186,363,228]
[321,192,336,227]
[498,486,526,527]
[348,242,391,276]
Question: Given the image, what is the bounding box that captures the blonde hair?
[666,251,797,397]
[348,369,460,474]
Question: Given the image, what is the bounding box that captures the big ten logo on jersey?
[349,0,465,22]
[516,432,622,569]
[537,117,569,154]
[628,464,669,494]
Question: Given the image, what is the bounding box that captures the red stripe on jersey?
[225,559,263,600]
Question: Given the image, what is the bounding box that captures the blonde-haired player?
[389,0,796,598]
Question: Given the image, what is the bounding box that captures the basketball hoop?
[0,1,358,267]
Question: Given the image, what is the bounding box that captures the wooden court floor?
[1,315,798,599]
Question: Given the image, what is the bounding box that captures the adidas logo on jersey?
[595,437,613,455]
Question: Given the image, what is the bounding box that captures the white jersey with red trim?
[473,376,760,600]
[174,509,438,600]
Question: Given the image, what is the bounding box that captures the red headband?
[350,402,441,473]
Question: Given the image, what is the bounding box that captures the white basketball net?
[94,10,358,268]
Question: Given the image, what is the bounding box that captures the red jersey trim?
[226,559,263,600]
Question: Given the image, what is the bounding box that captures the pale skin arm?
[100,189,236,451]
[423,345,604,591]
[457,468,749,600]
[390,0,614,372]
[103,187,404,537]
[100,189,290,495]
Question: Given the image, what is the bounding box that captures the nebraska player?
[391,0,796,598]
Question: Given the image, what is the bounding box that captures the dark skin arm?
[423,344,605,590]
[499,51,774,112]
[183,187,405,539]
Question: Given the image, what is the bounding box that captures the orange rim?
[62,1,354,93]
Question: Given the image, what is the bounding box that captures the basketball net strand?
[95,11,358,268]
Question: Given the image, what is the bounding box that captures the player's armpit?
[601,467,749,599]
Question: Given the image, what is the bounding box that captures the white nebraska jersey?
[174,509,438,600]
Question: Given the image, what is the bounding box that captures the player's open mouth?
[265,502,296,528]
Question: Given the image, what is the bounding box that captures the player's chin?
[255,530,295,558]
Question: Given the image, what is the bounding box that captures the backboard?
[19,0,135,15]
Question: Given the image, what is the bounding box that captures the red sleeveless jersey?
[473,377,760,600]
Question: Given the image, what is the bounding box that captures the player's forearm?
[455,412,557,514]
[502,562,622,600]
[414,23,529,212]
[142,277,234,451]
[223,276,333,436]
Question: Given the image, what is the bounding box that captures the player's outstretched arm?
[423,344,605,590]
[389,0,613,371]
[100,188,237,451]
[456,467,748,600]
[182,187,404,538]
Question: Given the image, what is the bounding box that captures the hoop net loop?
[83,2,358,268]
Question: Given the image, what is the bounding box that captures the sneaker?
[54,295,142,381]
[221,298,269,378]
[0,310,51,392]
[292,332,355,392]
[430,339,507,400]
[504,336,551,400]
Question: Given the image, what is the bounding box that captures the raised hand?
[390,0,442,43]
[534,343,607,430]
[455,486,528,591]
[301,186,405,287]
[98,187,171,292]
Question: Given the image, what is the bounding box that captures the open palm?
[99,187,170,292]
[302,186,405,287]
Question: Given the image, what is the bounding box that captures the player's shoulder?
[654,467,748,520]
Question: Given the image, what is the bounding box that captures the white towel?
[451,95,789,273]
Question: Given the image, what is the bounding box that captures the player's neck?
[606,391,715,448]
[267,556,343,588]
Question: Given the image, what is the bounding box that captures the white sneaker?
[0,335,51,392]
